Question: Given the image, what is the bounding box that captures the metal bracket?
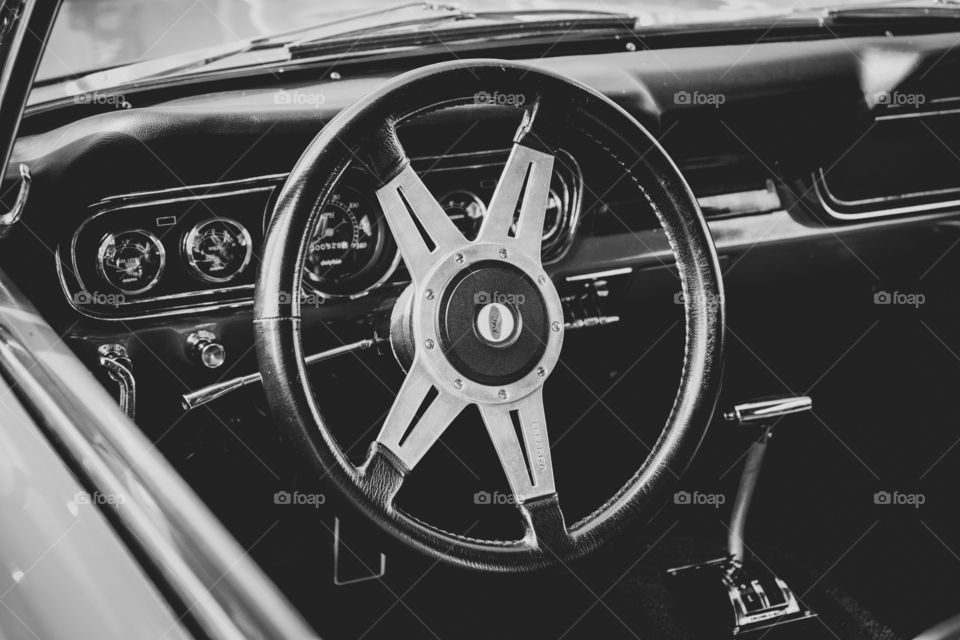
[332,517,386,586]
[98,343,135,419]
[0,164,30,240]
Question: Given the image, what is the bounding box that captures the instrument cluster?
[59,150,581,320]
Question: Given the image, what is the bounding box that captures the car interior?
[6,1,960,638]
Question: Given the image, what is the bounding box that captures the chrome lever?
[181,337,382,411]
[98,343,135,419]
[0,164,30,240]
[724,395,812,563]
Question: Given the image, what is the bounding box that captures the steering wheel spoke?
[478,111,555,261]
[375,359,467,471]
[376,164,466,285]
[478,387,556,504]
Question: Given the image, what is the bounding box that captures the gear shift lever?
[725,396,812,563]
[667,395,816,636]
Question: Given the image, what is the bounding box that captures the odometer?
[303,186,394,297]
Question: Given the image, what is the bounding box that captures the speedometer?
[303,186,396,297]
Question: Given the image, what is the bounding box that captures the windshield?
[38,0,880,82]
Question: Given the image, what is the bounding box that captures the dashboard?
[56,147,582,319]
[8,28,960,352]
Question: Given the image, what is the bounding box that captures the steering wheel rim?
[254,59,725,572]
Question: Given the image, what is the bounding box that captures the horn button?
[437,261,548,386]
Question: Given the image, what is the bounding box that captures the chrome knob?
[186,330,225,369]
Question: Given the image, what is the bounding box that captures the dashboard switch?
[186,330,226,369]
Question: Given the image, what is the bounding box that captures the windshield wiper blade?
[258,2,471,48]
[825,2,960,23]
[60,41,257,96]
[287,9,637,59]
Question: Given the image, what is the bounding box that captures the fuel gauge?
[97,229,166,295]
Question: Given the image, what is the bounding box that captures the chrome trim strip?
[0,280,317,639]
[816,104,960,219]
[875,106,960,121]
[565,267,633,282]
[814,169,960,220]
[96,172,289,206]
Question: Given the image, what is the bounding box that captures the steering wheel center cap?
[403,243,565,404]
[475,301,520,347]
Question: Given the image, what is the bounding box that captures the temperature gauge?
[183,218,253,284]
[440,190,486,239]
[97,229,166,294]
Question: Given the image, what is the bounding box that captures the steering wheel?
[254,60,725,572]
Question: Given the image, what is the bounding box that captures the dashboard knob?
[186,330,226,369]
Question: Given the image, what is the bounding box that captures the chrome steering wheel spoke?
[376,163,466,286]
[375,358,467,472]
[479,143,555,262]
[479,107,556,263]
[478,387,556,504]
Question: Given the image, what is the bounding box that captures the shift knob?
[724,395,812,426]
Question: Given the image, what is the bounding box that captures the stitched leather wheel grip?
[254,60,725,572]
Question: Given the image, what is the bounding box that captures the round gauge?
[182,218,253,284]
[440,190,486,239]
[542,188,564,243]
[303,186,395,297]
[96,229,165,295]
